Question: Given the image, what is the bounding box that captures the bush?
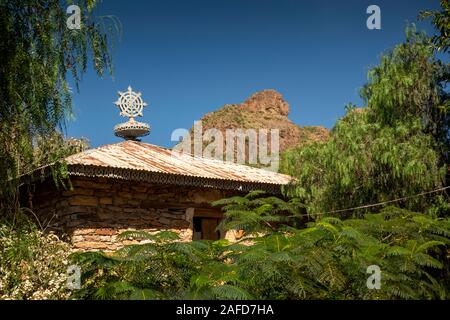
[0,216,71,299]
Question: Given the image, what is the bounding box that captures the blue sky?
[67,0,441,148]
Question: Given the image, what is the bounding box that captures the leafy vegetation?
[0,0,115,217]
[0,215,71,299]
[282,26,448,217]
[420,0,450,53]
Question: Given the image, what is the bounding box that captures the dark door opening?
[193,217,221,240]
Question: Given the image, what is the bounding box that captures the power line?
[300,185,450,218]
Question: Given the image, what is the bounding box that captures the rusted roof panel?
[66,141,293,186]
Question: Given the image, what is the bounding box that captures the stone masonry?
[27,176,241,251]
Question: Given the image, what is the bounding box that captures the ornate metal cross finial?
[113,86,150,141]
[114,86,148,118]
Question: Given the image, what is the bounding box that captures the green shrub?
[0,216,71,299]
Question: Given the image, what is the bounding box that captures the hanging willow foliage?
[0,0,117,216]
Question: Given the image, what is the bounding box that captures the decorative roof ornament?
[115,86,147,118]
[113,86,150,141]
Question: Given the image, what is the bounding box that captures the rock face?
[242,90,290,116]
[182,89,329,157]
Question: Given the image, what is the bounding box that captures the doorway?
[191,208,223,240]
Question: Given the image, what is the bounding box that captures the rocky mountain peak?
[178,90,329,162]
[240,89,290,117]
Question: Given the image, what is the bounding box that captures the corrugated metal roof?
[66,140,293,186]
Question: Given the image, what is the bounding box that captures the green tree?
[0,0,116,216]
[361,26,449,168]
[282,27,448,217]
[420,0,450,53]
[420,1,450,182]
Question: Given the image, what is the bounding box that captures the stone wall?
[28,176,240,251]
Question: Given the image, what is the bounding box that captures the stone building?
[22,88,292,251]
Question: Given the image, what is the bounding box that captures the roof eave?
[67,164,287,194]
[22,164,289,194]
